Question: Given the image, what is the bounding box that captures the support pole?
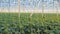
[42,0,45,26]
[18,0,20,23]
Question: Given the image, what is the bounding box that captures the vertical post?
[55,1,59,17]
[42,0,45,26]
[30,0,34,17]
[18,0,20,22]
[2,1,4,12]
[53,0,54,13]
[56,2,59,23]
[42,0,45,17]
[0,1,1,13]
[18,0,21,34]
[56,2,59,17]
[9,0,10,13]
[29,0,33,34]
[18,0,20,13]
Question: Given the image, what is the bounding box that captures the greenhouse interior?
[0,0,60,34]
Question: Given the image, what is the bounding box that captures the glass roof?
[0,0,60,10]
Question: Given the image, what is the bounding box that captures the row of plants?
[0,13,60,34]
